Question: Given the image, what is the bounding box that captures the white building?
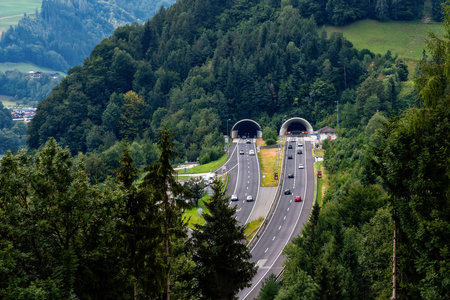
[317,126,336,142]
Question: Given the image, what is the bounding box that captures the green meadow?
[0,0,42,33]
[325,19,445,62]
[0,62,63,74]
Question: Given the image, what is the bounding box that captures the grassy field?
[0,0,41,34]
[0,62,64,74]
[259,146,281,187]
[325,19,445,62]
[183,195,211,229]
[185,154,228,174]
[0,95,16,107]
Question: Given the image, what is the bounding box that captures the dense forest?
[0,0,176,72]
[1,0,448,298]
[28,0,416,179]
[257,5,450,299]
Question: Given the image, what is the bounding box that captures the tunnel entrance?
[231,119,262,139]
[286,122,307,134]
[280,117,314,136]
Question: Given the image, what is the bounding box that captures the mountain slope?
[0,0,176,71]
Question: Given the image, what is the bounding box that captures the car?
[240,150,244,155]
[241,135,246,139]
[249,150,255,155]
[288,173,294,178]
[297,149,303,154]
[297,143,303,147]
[246,195,253,202]
[288,145,293,149]
[246,139,251,144]
[298,164,304,169]
[288,155,292,159]
[208,177,214,184]
[231,194,238,201]
[284,189,291,195]
[295,195,302,202]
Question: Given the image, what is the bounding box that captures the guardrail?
[247,138,286,249]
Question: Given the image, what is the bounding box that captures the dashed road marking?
[278,226,282,230]
[283,216,286,220]
[272,236,276,241]
[265,248,269,253]
[287,207,290,211]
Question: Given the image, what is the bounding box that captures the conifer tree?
[191,179,256,300]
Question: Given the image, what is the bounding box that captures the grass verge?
[325,19,445,62]
[244,217,264,242]
[186,154,228,174]
[314,161,325,207]
[183,194,211,229]
[259,147,280,187]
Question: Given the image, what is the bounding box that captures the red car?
[294,195,302,202]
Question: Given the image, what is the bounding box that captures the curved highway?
[238,136,315,299]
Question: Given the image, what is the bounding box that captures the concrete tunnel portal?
[231,119,262,139]
[279,117,314,136]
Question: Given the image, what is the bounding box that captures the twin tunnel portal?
[230,117,314,139]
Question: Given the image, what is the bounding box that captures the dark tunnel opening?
[286,122,307,134]
[235,121,259,138]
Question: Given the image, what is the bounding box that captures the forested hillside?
[0,0,176,72]
[28,0,415,179]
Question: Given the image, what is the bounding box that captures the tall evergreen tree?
[191,180,256,299]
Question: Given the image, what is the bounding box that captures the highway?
[238,136,315,299]
[223,138,261,225]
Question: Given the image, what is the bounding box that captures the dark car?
[288,145,293,149]
[240,150,244,155]
[288,155,292,159]
[288,174,294,178]
[295,195,302,202]
[297,150,302,154]
[284,189,291,195]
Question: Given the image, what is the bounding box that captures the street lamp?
[226,118,231,138]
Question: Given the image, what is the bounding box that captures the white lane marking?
[244,141,261,225]
[236,208,242,212]
[247,186,249,189]
[278,226,282,230]
[287,207,290,211]
[290,199,292,203]
[256,259,267,269]
[242,138,310,300]
[242,200,245,204]
[283,216,286,220]
[264,248,269,253]
[272,236,276,241]
[248,181,250,184]
[242,139,309,300]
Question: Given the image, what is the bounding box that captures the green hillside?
[326,19,445,61]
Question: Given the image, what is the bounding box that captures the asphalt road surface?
[223,138,261,225]
[238,136,315,299]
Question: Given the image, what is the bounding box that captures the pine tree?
[191,180,256,300]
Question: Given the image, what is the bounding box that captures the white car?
[231,194,238,201]
[298,164,304,169]
[249,150,255,155]
[297,142,303,147]
[246,195,253,202]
